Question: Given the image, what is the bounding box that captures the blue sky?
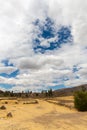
[33,18,72,53]
[0,0,87,92]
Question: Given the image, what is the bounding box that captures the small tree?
[36,93,39,97]
[74,90,87,111]
[48,89,53,97]
[45,91,48,97]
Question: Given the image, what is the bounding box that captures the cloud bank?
[0,0,87,91]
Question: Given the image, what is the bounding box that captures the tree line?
[0,89,53,98]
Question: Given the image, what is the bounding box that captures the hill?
[0,84,87,97]
[53,84,87,97]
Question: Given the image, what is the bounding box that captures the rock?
[7,112,13,118]
[15,101,18,104]
[34,100,38,104]
[5,101,8,104]
[0,105,6,110]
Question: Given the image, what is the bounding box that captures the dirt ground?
[0,98,87,130]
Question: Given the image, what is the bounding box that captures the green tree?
[48,89,53,97]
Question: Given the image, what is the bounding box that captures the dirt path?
[0,99,87,130]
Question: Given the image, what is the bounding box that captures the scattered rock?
[34,100,38,104]
[7,112,13,118]
[15,101,18,104]
[0,105,6,110]
[5,101,8,104]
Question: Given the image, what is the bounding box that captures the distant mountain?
[53,84,87,97]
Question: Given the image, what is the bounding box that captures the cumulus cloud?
[0,66,17,74]
[0,0,87,91]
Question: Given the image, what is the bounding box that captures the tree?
[36,93,39,97]
[48,89,53,97]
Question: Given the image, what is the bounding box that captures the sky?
[0,0,87,92]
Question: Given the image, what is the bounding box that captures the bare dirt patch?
[0,97,87,130]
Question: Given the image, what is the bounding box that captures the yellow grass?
[0,97,87,130]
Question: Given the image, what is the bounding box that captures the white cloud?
[0,0,87,91]
[0,66,17,74]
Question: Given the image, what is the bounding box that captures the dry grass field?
[0,96,87,130]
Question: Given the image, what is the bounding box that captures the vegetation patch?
[74,90,87,111]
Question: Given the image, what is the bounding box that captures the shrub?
[74,90,87,111]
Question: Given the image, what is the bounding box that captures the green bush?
[74,91,87,111]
